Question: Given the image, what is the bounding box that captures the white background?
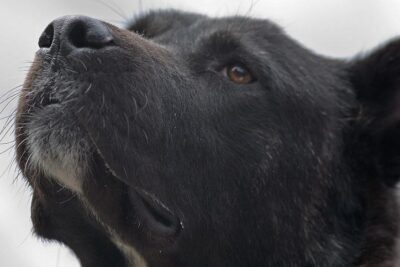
[1,1,400,266]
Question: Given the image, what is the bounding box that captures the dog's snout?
[38,15,114,54]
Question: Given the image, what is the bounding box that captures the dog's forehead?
[127,10,283,49]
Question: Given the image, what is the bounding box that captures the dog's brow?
[201,31,242,54]
[126,10,205,38]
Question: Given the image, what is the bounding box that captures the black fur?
[15,10,400,267]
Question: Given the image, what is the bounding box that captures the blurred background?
[1,0,400,266]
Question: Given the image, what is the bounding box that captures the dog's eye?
[223,64,255,84]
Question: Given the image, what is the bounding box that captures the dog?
[15,9,400,267]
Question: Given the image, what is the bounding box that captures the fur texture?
[15,10,400,267]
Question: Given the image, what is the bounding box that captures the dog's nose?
[38,15,114,54]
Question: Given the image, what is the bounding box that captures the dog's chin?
[25,103,92,194]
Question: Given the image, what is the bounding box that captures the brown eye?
[224,64,255,84]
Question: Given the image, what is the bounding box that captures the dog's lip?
[132,188,184,238]
[75,114,184,240]
[94,141,184,240]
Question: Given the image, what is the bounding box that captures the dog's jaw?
[25,104,89,194]
[78,196,148,267]
[28,142,84,194]
[24,105,150,267]
[111,233,148,267]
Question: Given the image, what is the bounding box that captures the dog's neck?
[355,186,400,267]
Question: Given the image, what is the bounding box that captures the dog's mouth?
[15,15,188,261]
[85,131,184,240]
[16,63,183,253]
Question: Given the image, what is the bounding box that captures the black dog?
[15,10,400,267]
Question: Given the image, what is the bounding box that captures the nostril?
[38,16,115,55]
[67,19,114,49]
[38,23,54,48]
[68,22,86,48]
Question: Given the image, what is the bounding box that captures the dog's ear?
[349,38,400,186]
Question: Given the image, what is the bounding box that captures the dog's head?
[16,10,400,267]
